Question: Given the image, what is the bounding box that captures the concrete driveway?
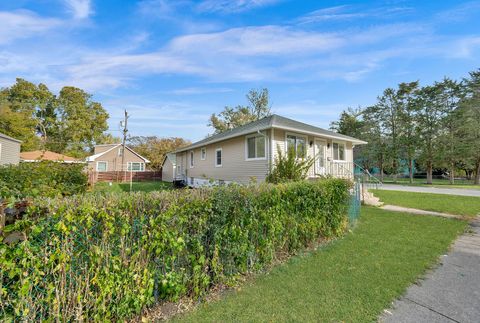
[380,220,480,323]
[377,184,480,197]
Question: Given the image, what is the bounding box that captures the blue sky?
[1,0,479,142]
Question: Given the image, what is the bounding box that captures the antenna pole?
[121,110,129,173]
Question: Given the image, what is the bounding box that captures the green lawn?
[371,189,480,217]
[174,207,466,322]
[92,181,173,193]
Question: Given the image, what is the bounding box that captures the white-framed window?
[127,162,145,171]
[96,161,107,172]
[118,147,124,156]
[332,142,346,161]
[190,151,194,168]
[286,133,307,158]
[246,134,266,160]
[215,148,222,167]
[201,147,206,160]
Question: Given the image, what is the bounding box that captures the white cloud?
[197,0,280,13]
[297,5,413,24]
[64,0,93,19]
[0,10,61,44]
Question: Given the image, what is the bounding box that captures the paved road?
[376,184,480,197]
[381,220,480,323]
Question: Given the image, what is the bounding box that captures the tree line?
[0,79,190,166]
[331,69,480,184]
[0,78,110,157]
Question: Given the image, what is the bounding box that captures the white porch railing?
[309,160,354,179]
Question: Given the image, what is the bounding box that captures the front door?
[314,140,326,176]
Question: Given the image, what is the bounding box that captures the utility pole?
[120,110,129,172]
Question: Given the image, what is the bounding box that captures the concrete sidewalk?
[377,184,480,197]
[380,220,480,323]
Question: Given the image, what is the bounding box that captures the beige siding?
[0,137,21,165]
[161,158,175,182]
[89,146,145,171]
[177,130,271,184]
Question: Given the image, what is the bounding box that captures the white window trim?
[118,147,124,156]
[127,161,145,171]
[96,161,108,172]
[285,132,308,159]
[200,147,206,160]
[215,148,222,167]
[332,141,347,162]
[245,133,267,161]
[189,150,194,168]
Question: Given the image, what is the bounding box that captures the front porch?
[308,160,354,179]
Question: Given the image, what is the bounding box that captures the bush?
[266,146,314,184]
[0,179,351,321]
[0,161,87,199]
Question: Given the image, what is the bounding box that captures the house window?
[96,161,107,172]
[201,147,206,160]
[118,147,124,156]
[332,142,345,161]
[128,162,145,171]
[215,148,222,167]
[190,151,194,168]
[246,134,266,160]
[286,134,307,158]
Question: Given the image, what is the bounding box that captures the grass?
[371,189,480,217]
[175,207,466,322]
[92,181,173,193]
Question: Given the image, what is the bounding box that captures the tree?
[397,81,420,183]
[0,78,52,150]
[329,107,364,138]
[127,136,190,170]
[435,78,464,184]
[56,87,109,157]
[460,70,480,184]
[208,88,271,133]
[416,85,443,184]
[0,79,110,156]
[374,88,403,182]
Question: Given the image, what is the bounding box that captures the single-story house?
[20,150,82,163]
[86,144,150,172]
[161,153,176,182]
[0,132,21,165]
[171,114,367,187]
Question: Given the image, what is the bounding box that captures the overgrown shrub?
[0,179,351,321]
[0,161,87,199]
[266,146,314,183]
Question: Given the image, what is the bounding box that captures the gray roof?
[175,114,367,153]
[0,132,21,143]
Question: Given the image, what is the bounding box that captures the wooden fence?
[88,171,162,185]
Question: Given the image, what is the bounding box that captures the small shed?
[161,153,176,182]
[0,132,21,165]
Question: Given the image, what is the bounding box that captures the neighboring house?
[161,153,176,182]
[20,150,81,163]
[86,144,150,172]
[171,114,367,187]
[0,132,21,165]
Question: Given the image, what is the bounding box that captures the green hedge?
[0,161,87,199]
[0,179,351,321]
